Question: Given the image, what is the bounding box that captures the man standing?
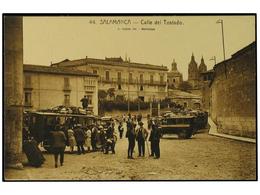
[149,121,155,157]
[136,121,148,157]
[126,120,136,159]
[50,125,67,168]
[73,124,86,155]
[118,122,124,139]
[91,125,98,151]
[104,122,116,154]
[151,123,161,159]
[80,95,89,110]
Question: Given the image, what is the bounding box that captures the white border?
[0,0,259,195]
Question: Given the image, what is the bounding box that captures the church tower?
[198,56,207,73]
[188,53,199,88]
[167,59,183,89]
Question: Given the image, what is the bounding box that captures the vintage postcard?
[3,14,256,181]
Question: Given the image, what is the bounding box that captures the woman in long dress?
[67,128,76,153]
[85,129,92,152]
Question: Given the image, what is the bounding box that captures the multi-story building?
[51,56,168,102]
[23,64,99,115]
[167,59,183,89]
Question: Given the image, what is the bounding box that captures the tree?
[98,90,107,99]
[178,81,192,92]
[107,88,116,98]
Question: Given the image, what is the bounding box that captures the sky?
[23,15,255,80]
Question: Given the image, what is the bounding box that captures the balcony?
[63,84,71,92]
[24,83,33,90]
[98,77,166,86]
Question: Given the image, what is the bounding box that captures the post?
[4,16,24,169]
[220,21,226,61]
[158,101,161,116]
[217,19,227,78]
[150,101,152,116]
[127,61,130,114]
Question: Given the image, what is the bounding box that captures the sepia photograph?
[2,14,256,181]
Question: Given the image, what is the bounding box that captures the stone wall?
[210,42,256,138]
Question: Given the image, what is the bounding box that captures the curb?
[208,117,256,144]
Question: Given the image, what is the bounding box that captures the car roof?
[164,115,195,119]
[29,111,97,118]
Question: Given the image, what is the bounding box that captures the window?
[64,77,70,89]
[173,79,176,83]
[150,75,154,84]
[87,95,92,105]
[140,85,143,91]
[118,84,122,90]
[64,94,70,106]
[25,75,32,88]
[160,75,164,83]
[140,74,143,83]
[117,72,121,82]
[129,73,133,83]
[105,71,109,81]
[24,92,32,106]
[93,70,97,74]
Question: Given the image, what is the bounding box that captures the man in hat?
[126,119,136,159]
[136,121,148,157]
[104,122,116,154]
[80,95,89,110]
[150,122,161,159]
[50,125,67,168]
[73,124,86,155]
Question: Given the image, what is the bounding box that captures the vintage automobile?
[25,111,97,151]
[160,115,197,139]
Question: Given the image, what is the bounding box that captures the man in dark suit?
[73,124,86,155]
[104,122,116,154]
[136,121,148,157]
[80,95,89,110]
[50,125,67,168]
[126,119,136,159]
[151,123,161,159]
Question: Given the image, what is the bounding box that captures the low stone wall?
[216,116,256,138]
[210,42,256,139]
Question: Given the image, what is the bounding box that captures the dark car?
[160,115,197,139]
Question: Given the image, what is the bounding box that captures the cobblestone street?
[5,121,256,180]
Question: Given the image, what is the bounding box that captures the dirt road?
[5,121,256,180]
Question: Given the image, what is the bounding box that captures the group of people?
[125,114,161,159]
[50,120,117,168]
[49,113,161,168]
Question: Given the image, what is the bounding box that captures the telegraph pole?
[216,19,227,78]
[127,58,130,114]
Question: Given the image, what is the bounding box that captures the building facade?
[188,54,208,89]
[167,59,183,89]
[210,42,256,139]
[23,65,99,115]
[168,89,202,109]
[51,57,168,102]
